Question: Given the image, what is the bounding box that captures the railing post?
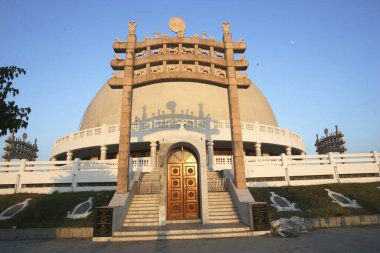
[328,152,339,183]
[72,158,80,192]
[281,154,290,186]
[372,151,379,173]
[372,151,379,164]
[15,159,27,193]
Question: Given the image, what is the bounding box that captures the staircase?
[93,170,270,242]
[208,191,240,224]
[207,171,226,192]
[138,168,161,194]
[123,194,159,227]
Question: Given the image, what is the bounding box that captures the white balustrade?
[1,153,379,194]
[0,157,151,194]
[51,120,306,158]
[212,152,380,187]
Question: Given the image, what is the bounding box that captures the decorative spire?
[222,22,230,34]
[169,17,186,37]
[128,21,137,34]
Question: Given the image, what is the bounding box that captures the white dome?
[79,81,278,130]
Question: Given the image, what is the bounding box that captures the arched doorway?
[167,148,199,220]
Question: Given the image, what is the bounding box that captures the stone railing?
[0,157,151,194]
[1,152,379,194]
[51,119,305,158]
[213,152,380,187]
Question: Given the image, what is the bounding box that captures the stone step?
[166,219,201,225]
[127,214,159,218]
[208,207,236,212]
[114,226,249,237]
[134,196,159,199]
[209,199,233,203]
[208,194,231,198]
[208,204,235,209]
[208,192,230,196]
[132,198,159,201]
[208,198,233,202]
[130,202,158,206]
[208,215,239,220]
[130,202,158,207]
[208,196,231,199]
[95,231,269,242]
[209,219,240,224]
[209,211,238,216]
[130,202,159,205]
[123,222,159,227]
[128,206,159,211]
[127,210,158,215]
[125,218,158,223]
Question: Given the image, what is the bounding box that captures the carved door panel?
[168,164,183,220]
[167,149,199,220]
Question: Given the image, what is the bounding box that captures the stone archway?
[167,148,199,220]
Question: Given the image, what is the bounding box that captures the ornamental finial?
[128,21,137,34]
[222,22,230,34]
[169,17,186,37]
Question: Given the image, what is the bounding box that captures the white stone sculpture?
[325,189,361,208]
[269,192,300,212]
[0,199,31,220]
[67,197,93,219]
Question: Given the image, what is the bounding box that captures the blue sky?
[1,0,379,160]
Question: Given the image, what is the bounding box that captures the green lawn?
[1,183,380,228]
[250,183,380,220]
[0,191,114,229]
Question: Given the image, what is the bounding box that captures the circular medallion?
[169,17,186,33]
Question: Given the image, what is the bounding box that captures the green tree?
[0,66,31,136]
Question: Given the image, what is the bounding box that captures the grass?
[0,191,114,229]
[250,183,380,220]
[1,183,380,228]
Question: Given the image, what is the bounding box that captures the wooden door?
[167,149,199,220]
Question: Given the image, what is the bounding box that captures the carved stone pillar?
[117,29,136,193]
[66,151,73,161]
[150,142,157,167]
[100,145,108,160]
[255,143,262,157]
[223,24,247,189]
[286,147,292,156]
[207,140,214,170]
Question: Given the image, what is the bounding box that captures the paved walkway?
[1,225,380,253]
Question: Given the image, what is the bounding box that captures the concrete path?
[1,225,380,253]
